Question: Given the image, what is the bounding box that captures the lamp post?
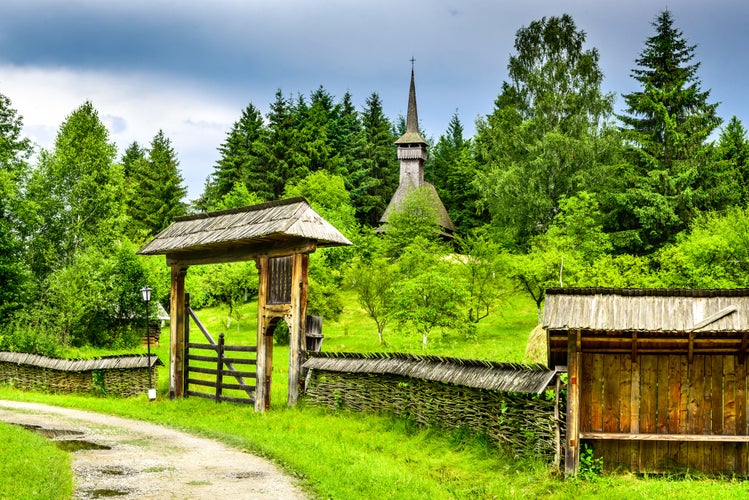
[140,285,156,401]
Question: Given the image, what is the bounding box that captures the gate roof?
[137,197,351,265]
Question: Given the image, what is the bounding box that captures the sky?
[2,0,748,201]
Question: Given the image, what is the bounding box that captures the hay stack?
[525,324,547,364]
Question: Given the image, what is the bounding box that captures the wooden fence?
[185,333,257,405]
[580,352,749,474]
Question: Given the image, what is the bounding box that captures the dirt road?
[0,400,307,499]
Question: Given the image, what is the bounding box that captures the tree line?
[2,10,749,353]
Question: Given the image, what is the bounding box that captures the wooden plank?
[724,355,737,472]
[603,354,621,432]
[579,432,749,442]
[255,256,270,412]
[737,358,747,435]
[640,355,657,434]
[667,355,682,434]
[656,354,670,434]
[580,353,593,433]
[688,356,705,470]
[711,355,725,474]
[287,253,309,407]
[630,358,640,471]
[166,241,318,267]
[703,356,714,472]
[619,354,632,433]
[590,354,604,432]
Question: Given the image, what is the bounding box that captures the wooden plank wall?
[581,353,749,475]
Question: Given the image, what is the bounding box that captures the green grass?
[6,289,749,497]
[0,420,73,499]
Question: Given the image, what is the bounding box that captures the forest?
[2,10,749,354]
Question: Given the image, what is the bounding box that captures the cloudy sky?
[1,0,747,201]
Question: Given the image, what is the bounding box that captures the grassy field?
[6,289,749,497]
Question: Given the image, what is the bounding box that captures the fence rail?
[185,333,257,405]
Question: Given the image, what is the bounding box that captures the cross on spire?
[410,57,415,70]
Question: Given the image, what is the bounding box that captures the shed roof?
[303,352,556,394]
[0,352,163,371]
[544,287,749,333]
[137,198,352,262]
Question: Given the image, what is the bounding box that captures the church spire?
[395,60,427,145]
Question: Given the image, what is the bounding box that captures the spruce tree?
[129,130,187,238]
[357,92,398,227]
[614,10,726,252]
[199,103,268,210]
[716,116,749,204]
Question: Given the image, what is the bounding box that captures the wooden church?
[379,66,455,237]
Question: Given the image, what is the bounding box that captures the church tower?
[379,65,455,237]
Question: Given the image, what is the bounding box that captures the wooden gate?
[185,333,256,405]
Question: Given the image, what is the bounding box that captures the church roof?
[379,182,456,234]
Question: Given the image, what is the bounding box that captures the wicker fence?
[303,352,564,462]
[0,352,163,397]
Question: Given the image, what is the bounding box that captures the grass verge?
[0,419,73,499]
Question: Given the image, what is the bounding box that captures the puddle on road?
[54,439,111,452]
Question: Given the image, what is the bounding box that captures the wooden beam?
[580,432,749,442]
[565,329,581,476]
[632,331,638,362]
[166,241,317,267]
[169,265,188,399]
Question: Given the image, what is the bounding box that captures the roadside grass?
[0,420,72,499]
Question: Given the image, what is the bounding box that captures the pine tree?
[357,92,398,227]
[331,91,368,208]
[716,116,749,204]
[198,103,268,210]
[614,10,725,252]
[427,111,487,233]
[128,130,187,238]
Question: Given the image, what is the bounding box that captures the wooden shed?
[544,287,749,476]
[137,198,351,411]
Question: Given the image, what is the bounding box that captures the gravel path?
[0,400,307,499]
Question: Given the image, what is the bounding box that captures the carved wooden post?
[255,256,270,412]
[169,265,188,399]
[287,253,309,406]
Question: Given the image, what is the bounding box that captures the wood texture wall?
[581,353,749,475]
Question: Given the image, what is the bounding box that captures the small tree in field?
[347,257,394,345]
[390,237,468,348]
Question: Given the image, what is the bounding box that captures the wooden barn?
[544,287,749,476]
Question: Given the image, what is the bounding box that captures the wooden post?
[169,265,188,399]
[216,333,224,403]
[287,253,309,407]
[184,293,190,397]
[255,256,269,412]
[565,329,582,476]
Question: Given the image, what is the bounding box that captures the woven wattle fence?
[303,352,564,461]
[0,351,163,397]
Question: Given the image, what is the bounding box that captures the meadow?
[5,290,749,498]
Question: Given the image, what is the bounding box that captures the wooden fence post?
[565,329,582,476]
[184,293,190,397]
[216,333,225,403]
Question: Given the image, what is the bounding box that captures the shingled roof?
[137,197,352,262]
[303,352,557,394]
[544,287,749,333]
